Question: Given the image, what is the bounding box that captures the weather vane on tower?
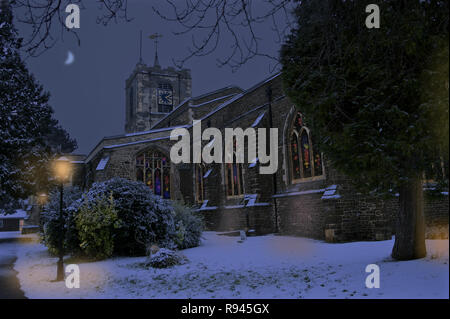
[149,33,163,67]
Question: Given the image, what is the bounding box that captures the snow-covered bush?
[146,248,188,268]
[75,194,120,260]
[85,178,177,256]
[41,186,83,256]
[171,201,203,249]
[40,178,203,258]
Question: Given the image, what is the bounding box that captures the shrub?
[40,178,204,258]
[84,178,177,256]
[41,186,83,256]
[171,201,203,249]
[146,248,188,268]
[75,194,120,260]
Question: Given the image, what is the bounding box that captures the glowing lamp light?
[54,156,71,182]
[53,156,72,281]
[38,193,48,206]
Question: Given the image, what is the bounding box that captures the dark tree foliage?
[0,2,77,213]
[281,0,449,260]
[45,119,77,154]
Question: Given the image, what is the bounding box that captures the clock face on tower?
[157,89,173,106]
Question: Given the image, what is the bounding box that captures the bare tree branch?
[153,0,295,71]
[9,0,295,70]
[10,0,130,57]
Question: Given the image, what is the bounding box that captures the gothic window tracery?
[289,112,324,182]
[225,138,244,197]
[136,150,171,199]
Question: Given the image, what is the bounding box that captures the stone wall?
[85,73,449,243]
[424,193,448,239]
[201,206,274,234]
[125,64,192,133]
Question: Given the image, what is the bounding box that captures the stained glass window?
[136,150,170,199]
[314,144,323,176]
[225,152,244,197]
[289,112,323,181]
[195,164,206,203]
[300,130,312,178]
[226,163,233,196]
[163,167,170,199]
[290,132,301,180]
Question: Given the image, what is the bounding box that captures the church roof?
[197,72,281,122]
[150,86,243,129]
[85,72,281,164]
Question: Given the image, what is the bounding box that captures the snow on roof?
[206,137,215,148]
[224,205,246,209]
[148,99,192,127]
[263,72,281,84]
[273,188,326,198]
[152,90,241,129]
[190,93,237,108]
[244,194,270,207]
[321,185,341,200]
[201,93,244,120]
[124,125,189,137]
[96,156,110,171]
[199,73,281,123]
[192,85,242,101]
[196,200,218,211]
[85,74,280,164]
[244,194,257,206]
[0,209,27,219]
[249,158,259,168]
[103,136,171,149]
[252,112,266,127]
[203,168,213,179]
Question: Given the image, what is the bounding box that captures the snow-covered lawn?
[14,232,449,299]
[0,231,23,239]
[0,231,37,241]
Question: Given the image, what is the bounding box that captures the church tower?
[125,34,192,133]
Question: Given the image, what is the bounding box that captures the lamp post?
[38,193,48,206]
[54,156,71,281]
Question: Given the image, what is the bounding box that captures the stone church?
[72,55,448,242]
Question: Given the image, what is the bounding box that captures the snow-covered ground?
[13,232,449,299]
[0,231,37,240]
[0,231,23,239]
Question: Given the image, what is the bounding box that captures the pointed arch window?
[225,139,244,197]
[136,150,171,199]
[195,163,206,203]
[289,112,324,182]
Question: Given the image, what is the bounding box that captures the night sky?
[14,1,283,155]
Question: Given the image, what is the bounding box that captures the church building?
[76,54,448,242]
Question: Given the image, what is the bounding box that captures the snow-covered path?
[14,232,449,299]
[0,233,32,299]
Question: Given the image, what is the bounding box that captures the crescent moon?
[64,51,75,65]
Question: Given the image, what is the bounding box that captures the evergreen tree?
[0,1,77,213]
[281,0,448,260]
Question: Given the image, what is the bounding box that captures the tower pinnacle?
[149,33,163,68]
[139,30,143,64]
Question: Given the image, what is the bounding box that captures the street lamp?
[37,193,48,206]
[53,156,71,281]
